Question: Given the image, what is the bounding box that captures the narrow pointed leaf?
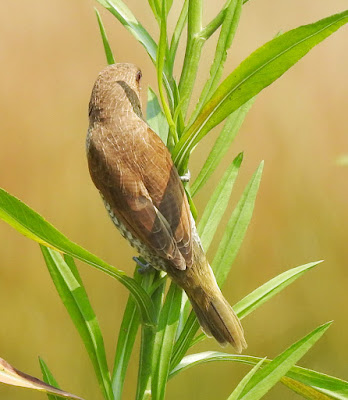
[168,0,188,73]
[213,162,263,285]
[170,311,200,369]
[0,358,83,400]
[172,260,320,365]
[135,269,165,400]
[169,347,348,399]
[95,8,115,65]
[281,376,332,400]
[173,10,348,172]
[0,188,155,325]
[112,297,140,400]
[41,247,113,400]
[234,261,323,319]
[156,0,177,147]
[191,99,254,196]
[96,0,157,62]
[238,322,332,400]
[152,283,182,400]
[147,0,160,21]
[189,0,242,124]
[146,87,169,145]
[197,152,243,251]
[227,358,266,400]
[112,267,143,400]
[39,358,60,400]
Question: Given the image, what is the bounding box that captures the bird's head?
[88,63,143,124]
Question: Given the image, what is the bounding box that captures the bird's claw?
[133,256,153,274]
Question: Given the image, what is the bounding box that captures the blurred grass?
[0,1,347,399]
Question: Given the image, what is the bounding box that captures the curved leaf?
[95,8,115,65]
[171,323,341,400]
[96,0,157,62]
[213,161,263,285]
[197,152,243,252]
[41,247,113,400]
[173,10,348,172]
[0,187,155,325]
[191,99,254,196]
[0,358,83,400]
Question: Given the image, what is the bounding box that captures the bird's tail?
[189,290,247,353]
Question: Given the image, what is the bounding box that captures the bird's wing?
[87,129,188,270]
[142,128,193,267]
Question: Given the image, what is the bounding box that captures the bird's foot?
[180,170,191,182]
[133,256,153,274]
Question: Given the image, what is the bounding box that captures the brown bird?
[86,63,247,352]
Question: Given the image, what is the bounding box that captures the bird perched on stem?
[86,63,247,353]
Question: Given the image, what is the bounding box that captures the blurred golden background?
[1,1,347,399]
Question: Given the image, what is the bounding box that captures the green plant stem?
[168,0,188,75]
[188,0,242,125]
[178,0,204,120]
[201,0,249,40]
[157,0,178,149]
[136,272,166,400]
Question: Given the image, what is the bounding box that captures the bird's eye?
[136,70,142,83]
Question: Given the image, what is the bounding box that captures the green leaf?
[191,99,254,196]
[96,0,157,62]
[227,358,266,400]
[152,283,182,400]
[95,0,176,112]
[41,247,113,400]
[173,10,348,172]
[39,358,60,400]
[170,311,200,370]
[112,268,142,400]
[213,162,263,286]
[234,261,323,319]
[95,8,115,65]
[146,87,169,145]
[238,322,332,400]
[284,365,348,400]
[0,187,155,325]
[189,0,242,124]
[135,269,165,400]
[281,376,332,400]
[156,0,177,148]
[0,357,83,400]
[170,338,348,400]
[172,260,320,365]
[197,152,243,252]
[201,0,250,41]
[147,0,160,21]
[168,0,188,74]
[177,0,204,120]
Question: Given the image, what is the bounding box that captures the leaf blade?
[152,283,182,400]
[39,358,60,400]
[0,187,155,325]
[169,347,348,400]
[197,152,243,252]
[96,0,157,62]
[146,87,169,145]
[0,357,83,400]
[227,358,266,400]
[95,8,115,65]
[173,10,348,172]
[212,162,263,286]
[234,261,323,319]
[191,99,254,196]
[239,322,332,400]
[41,247,113,400]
